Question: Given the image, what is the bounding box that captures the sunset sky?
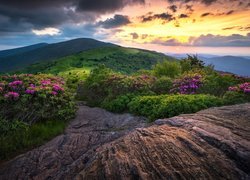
[0,0,249,55]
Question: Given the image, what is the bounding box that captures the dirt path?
[0,104,249,180]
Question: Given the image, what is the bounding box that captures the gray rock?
[0,104,249,180]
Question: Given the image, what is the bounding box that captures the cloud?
[141,13,175,23]
[201,12,213,17]
[97,14,131,29]
[77,0,145,13]
[179,14,189,18]
[166,0,217,5]
[32,28,61,36]
[189,33,250,47]
[222,25,250,31]
[148,33,250,47]
[130,32,139,39]
[169,5,177,13]
[201,0,217,5]
[0,0,144,35]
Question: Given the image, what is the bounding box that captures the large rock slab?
[0,104,250,179]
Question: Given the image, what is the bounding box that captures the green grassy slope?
[22,46,176,75]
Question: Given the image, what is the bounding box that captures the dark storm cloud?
[0,0,144,34]
[97,15,131,29]
[141,13,175,23]
[77,0,145,13]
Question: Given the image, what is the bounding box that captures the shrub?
[81,65,157,106]
[198,73,240,96]
[0,74,76,124]
[101,93,137,113]
[223,82,250,104]
[180,55,205,72]
[223,91,249,105]
[128,94,223,121]
[151,77,173,94]
[153,61,181,78]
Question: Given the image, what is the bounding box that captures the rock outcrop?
[0,104,250,180]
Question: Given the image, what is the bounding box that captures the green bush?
[128,94,223,121]
[223,91,249,105]
[180,55,205,72]
[101,93,137,113]
[153,61,181,78]
[151,77,173,94]
[198,73,240,96]
[0,74,76,124]
[81,65,156,106]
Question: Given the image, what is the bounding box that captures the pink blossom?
[25,89,36,95]
[9,80,23,86]
[51,91,58,95]
[4,92,20,100]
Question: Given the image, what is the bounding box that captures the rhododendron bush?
[0,74,76,124]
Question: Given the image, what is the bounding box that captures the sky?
[0,0,250,55]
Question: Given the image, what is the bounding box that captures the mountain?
[171,53,250,77]
[200,56,250,77]
[0,38,115,72]
[0,43,48,58]
[22,46,175,75]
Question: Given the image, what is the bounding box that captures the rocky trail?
[0,104,250,180]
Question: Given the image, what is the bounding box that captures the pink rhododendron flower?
[9,80,23,86]
[51,91,58,95]
[4,92,20,100]
[25,89,36,95]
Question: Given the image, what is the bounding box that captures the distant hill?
[0,38,115,72]
[22,46,176,75]
[171,53,250,77]
[200,56,250,77]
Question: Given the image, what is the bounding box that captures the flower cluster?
[171,74,203,94]
[4,92,20,100]
[229,82,250,94]
[0,74,66,101]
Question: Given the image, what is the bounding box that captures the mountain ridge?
[0,38,116,72]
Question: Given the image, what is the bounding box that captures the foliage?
[223,82,250,104]
[223,91,250,105]
[0,74,76,124]
[101,93,138,113]
[153,61,181,78]
[0,120,67,160]
[198,73,240,96]
[151,77,173,94]
[128,94,223,121]
[81,65,157,106]
[180,55,205,72]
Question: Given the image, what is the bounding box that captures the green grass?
[22,46,176,75]
[0,120,68,161]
